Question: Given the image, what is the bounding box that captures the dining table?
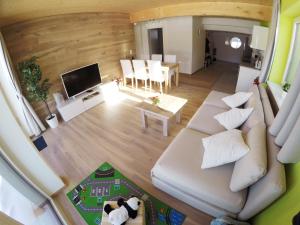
[161,62,180,92]
[135,60,180,93]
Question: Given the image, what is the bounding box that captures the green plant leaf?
[18,56,52,115]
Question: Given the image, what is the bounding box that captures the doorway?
[148,28,164,59]
[206,30,252,64]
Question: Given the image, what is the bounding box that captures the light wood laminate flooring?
[41,61,238,225]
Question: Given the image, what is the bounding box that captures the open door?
[148,28,164,59]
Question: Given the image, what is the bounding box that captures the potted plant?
[282,82,291,92]
[113,77,123,90]
[150,96,160,105]
[18,56,58,128]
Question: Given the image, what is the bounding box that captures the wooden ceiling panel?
[130,2,272,22]
[0,0,273,27]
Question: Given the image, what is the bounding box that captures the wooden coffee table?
[136,95,187,136]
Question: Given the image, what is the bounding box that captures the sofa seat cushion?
[152,128,247,214]
[203,91,231,109]
[187,105,227,135]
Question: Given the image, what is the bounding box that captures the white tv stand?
[57,86,104,122]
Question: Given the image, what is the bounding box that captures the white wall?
[0,86,64,197]
[163,17,194,74]
[192,17,205,73]
[134,16,198,74]
[202,17,260,34]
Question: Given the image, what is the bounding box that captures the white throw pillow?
[230,122,267,192]
[222,92,253,108]
[201,129,249,169]
[214,108,254,130]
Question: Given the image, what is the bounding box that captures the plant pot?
[45,113,58,129]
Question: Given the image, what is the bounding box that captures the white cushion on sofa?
[214,108,254,130]
[222,92,253,108]
[230,122,267,192]
[204,90,231,109]
[187,105,227,135]
[238,132,286,220]
[201,129,250,169]
[151,128,247,214]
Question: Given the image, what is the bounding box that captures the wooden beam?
[130,2,272,23]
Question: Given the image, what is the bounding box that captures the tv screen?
[61,63,101,98]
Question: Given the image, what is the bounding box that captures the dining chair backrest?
[164,54,176,63]
[151,54,163,61]
[147,60,164,82]
[132,60,148,79]
[120,60,134,78]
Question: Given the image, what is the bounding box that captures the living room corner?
[1,0,300,225]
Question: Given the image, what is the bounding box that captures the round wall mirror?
[230,37,242,49]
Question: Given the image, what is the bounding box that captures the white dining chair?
[147,60,165,93]
[164,54,177,88]
[120,60,134,88]
[151,54,163,61]
[132,60,149,91]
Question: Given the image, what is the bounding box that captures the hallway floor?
[180,61,239,93]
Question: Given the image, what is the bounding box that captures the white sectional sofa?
[151,84,286,220]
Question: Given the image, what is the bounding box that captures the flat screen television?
[61,63,101,98]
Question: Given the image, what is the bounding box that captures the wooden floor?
[41,61,238,225]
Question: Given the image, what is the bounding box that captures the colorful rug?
[67,162,186,225]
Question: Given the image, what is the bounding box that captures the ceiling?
[0,0,273,27]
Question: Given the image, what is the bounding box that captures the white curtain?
[269,62,300,137]
[275,91,300,146]
[259,0,280,82]
[269,62,300,163]
[277,115,300,163]
[0,32,45,136]
[0,150,46,206]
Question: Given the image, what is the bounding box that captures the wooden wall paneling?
[2,12,135,120]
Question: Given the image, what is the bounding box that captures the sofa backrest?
[241,85,265,133]
[238,84,286,220]
[259,84,275,127]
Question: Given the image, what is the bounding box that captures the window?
[230,37,242,49]
[283,17,300,84]
[0,153,62,225]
